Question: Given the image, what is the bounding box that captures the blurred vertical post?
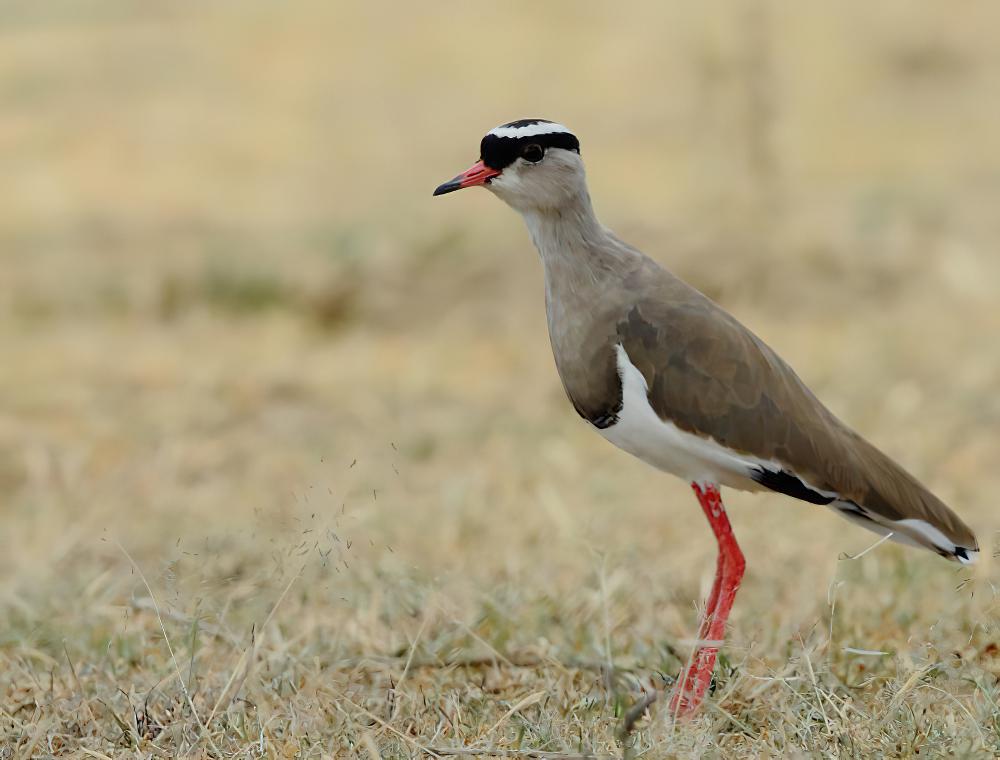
[741,0,781,257]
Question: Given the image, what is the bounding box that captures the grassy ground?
[3,2,1000,757]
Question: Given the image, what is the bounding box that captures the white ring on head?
[488,122,572,139]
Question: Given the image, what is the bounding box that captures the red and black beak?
[433,160,501,196]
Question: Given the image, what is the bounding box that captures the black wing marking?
[751,466,836,505]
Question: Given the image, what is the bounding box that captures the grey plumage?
[437,120,978,562]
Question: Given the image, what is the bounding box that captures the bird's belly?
[596,345,762,490]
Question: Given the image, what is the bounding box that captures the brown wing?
[615,267,977,558]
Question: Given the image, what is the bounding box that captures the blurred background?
[2,1,1000,753]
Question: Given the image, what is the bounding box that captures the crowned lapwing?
[433,119,978,716]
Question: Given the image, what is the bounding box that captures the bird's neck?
[519,192,642,347]
[522,192,604,257]
[521,193,631,279]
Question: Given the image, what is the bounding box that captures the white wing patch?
[597,344,767,489]
[600,344,979,564]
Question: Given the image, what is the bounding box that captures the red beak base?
[433,160,501,196]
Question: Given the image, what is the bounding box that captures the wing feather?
[614,265,977,556]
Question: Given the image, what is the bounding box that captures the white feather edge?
[600,344,977,564]
[488,122,572,139]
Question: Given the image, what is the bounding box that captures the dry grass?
[3,2,1000,757]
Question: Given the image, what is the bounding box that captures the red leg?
[668,482,746,717]
[694,550,725,640]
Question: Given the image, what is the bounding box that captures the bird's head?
[433,119,584,213]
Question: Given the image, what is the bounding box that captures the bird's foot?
[667,650,716,718]
[666,689,698,718]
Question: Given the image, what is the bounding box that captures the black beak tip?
[432,181,461,197]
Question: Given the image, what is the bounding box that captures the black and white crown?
[480,119,580,171]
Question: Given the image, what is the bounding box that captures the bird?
[432,118,978,717]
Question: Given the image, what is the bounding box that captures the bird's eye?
[522,144,544,163]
